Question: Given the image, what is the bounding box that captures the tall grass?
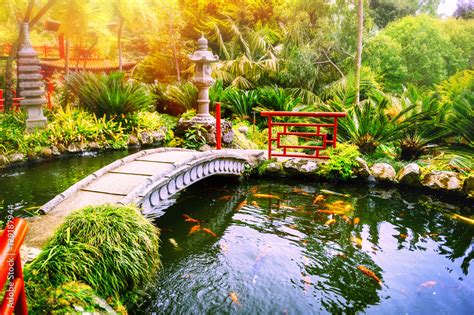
[25,204,161,306]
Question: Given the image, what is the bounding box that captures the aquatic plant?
[25,204,161,310]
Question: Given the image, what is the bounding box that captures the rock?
[199,144,212,152]
[51,146,60,156]
[67,142,83,153]
[151,130,165,143]
[370,163,396,182]
[238,126,249,135]
[127,135,139,146]
[20,246,41,266]
[139,131,154,145]
[9,153,25,163]
[422,170,462,191]
[233,128,258,149]
[265,162,283,174]
[283,158,318,176]
[27,151,38,160]
[0,155,8,166]
[40,147,53,158]
[397,163,421,186]
[87,142,100,151]
[176,120,234,145]
[56,143,66,153]
[462,175,474,199]
[355,157,370,177]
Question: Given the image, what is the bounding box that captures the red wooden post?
[47,81,54,110]
[58,34,65,59]
[0,218,29,315]
[216,102,222,150]
[0,89,4,112]
[267,116,273,159]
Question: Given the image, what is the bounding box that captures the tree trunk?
[118,17,124,71]
[4,37,21,112]
[65,37,70,76]
[169,17,180,82]
[355,0,363,105]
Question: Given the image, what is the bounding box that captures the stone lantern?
[188,35,219,123]
[17,22,47,130]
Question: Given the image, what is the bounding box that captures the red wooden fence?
[0,218,29,315]
[260,111,347,159]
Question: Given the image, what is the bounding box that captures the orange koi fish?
[342,215,351,223]
[313,195,325,204]
[182,214,200,223]
[188,225,201,235]
[229,292,240,305]
[202,227,217,237]
[235,200,247,211]
[251,201,260,209]
[353,217,360,225]
[333,200,345,206]
[320,189,350,197]
[325,219,336,225]
[417,280,437,292]
[253,193,280,200]
[318,209,345,215]
[357,266,382,285]
[351,236,363,248]
[399,233,408,239]
[218,195,232,201]
[451,214,474,225]
[279,204,297,210]
[250,186,259,194]
[292,188,311,196]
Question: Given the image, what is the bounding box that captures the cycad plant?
[256,85,303,112]
[222,88,258,121]
[67,72,153,119]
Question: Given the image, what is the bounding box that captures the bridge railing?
[0,83,54,112]
[0,218,29,315]
[260,111,347,159]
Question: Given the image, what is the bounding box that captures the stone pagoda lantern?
[17,22,47,130]
[188,35,219,123]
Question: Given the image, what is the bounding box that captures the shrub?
[183,124,208,150]
[67,72,154,119]
[318,143,361,180]
[222,88,258,121]
[25,204,161,309]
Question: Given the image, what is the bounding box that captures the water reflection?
[138,178,473,314]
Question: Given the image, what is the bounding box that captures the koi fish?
[202,227,217,237]
[182,214,200,223]
[229,292,240,305]
[399,233,408,239]
[218,195,232,201]
[251,201,260,209]
[318,209,345,215]
[168,238,179,249]
[253,193,280,200]
[351,236,363,248]
[303,274,311,293]
[313,195,325,204]
[235,200,247,211]
[292,188,311,196]
[279,204,297,210]
[357,266,382,285]
[325,219,336,225]
[451,214,474,225]
[341,215,351,223]
[250,186,259,194]
[220,241,229,253]
[333,200,345,206]
[353,217,360,225]
[417,280,437,292]
[188,225,201,235]
[320,189,350,197]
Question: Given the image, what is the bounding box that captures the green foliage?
[164,82,198,112]
[67,72,154,119]
[318,143,361,180]
[183,124,207,150]
[222,88,258,121]
[256,85,302,112]
[25,204,161,306]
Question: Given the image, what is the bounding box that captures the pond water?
[139,177,473,314]
[1,154,473,314]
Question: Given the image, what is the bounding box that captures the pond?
[1,154,473,314]
[139,177,473,314]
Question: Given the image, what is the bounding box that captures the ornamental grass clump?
[25,204,161,305]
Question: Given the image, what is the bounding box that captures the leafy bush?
[67,72,154,119]
[318,143,361,180]
[256,85,302,112]
[25,204,161,307]
[222,88,258,121]
[164,82,198,112]
[183,124,207,150]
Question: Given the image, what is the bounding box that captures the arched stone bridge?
[25,148,264,248]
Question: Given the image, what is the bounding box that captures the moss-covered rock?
[397,163,421,186]
[421,170,462,191]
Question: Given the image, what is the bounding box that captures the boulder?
[40,147,53,158]
[355,157,371,177]
[238,125,249,135]
[199,144,212,152]
[87,142,100,151]
[56,143,66,153]
[67,142,83,153]
[283,158,318,176]
[51,146,61,156]
[127,135,139,146]
[151,130,165,143]
[233,128,258,149]
[462,175,474,199]
[9,153,25,163]
[0,155,8,166]
[27,151,38,160]
[421,170,462,191]
[370,163,396,182]
[397,163,421,186]
[265,161,283,174]
[176,119,234,145]
[139,131,154,145]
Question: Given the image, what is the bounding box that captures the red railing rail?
[215,102,222,150]
[0,218,29,315]
[260,111,347,159]
[0,90,24,113]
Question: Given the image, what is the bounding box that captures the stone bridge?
[25,148,264,248]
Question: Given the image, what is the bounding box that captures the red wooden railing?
[260,111,346,159]
[0,218,29,315]
[0,90,24,113]
[216,102,222,150]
